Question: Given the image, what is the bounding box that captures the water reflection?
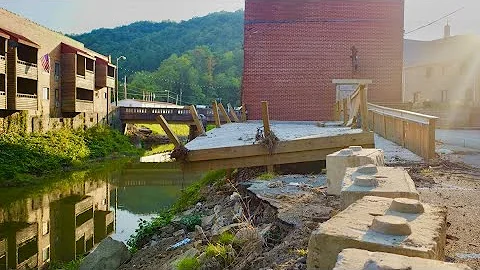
[0,161,200,269]
[0,179,112,269]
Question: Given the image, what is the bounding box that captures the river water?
[0,160,201,269]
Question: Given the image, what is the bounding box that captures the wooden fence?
[334,84,438,161]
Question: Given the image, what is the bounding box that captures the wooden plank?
[360,84,368,131]
[157,115,181,147]
[218,103,232,123]
[183,144,376,172]
[343,99,348,125]
[212,100,221,128]
[428,118,436,160]
[228,103,240,122]
[241,104,247,122]
[189,105,206,136]
[262,101,271,135]
[187,132,374,162]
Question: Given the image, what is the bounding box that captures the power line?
[405,7,464,35]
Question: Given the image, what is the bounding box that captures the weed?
[144,143,175,156]
[257,173,276,181]
[295,248,308,257]
[420,168,434,176]
[175,257,200,270]
[180,214,202,231]
[218,231,236,245]
[205,243,228,258]
[49,257,83,270]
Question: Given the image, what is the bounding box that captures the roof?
[61,43,95,60]
[0,27,39,48]
[404,35,480,67]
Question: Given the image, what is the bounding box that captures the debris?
[166,238,192,251]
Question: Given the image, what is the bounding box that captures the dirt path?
[408,160,480,269]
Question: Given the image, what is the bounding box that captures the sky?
[0,0,479,40]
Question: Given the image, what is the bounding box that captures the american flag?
[41,54,50,73]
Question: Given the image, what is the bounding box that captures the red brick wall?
[242,0,404,121]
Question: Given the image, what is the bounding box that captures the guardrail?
[367,103,437,160]
[16,93,37,98]
[17,60,37,67]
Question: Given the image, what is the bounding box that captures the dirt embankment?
[122,158,480,270]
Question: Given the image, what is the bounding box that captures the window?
[55,89,59,101]
[42,87,49,100]
[426,67,433,78]
[54,62,60,81]
[42,246,50,262]
[42,221,49,235]
[441,90,448,102]
[104,92,108,99]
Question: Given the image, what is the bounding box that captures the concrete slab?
[326,146,385,195]
[185,121,364,150]
[333,249,472,270]
[307,196,447,270]
[340,166,419,209]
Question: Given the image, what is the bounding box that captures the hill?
[71,10,244,76]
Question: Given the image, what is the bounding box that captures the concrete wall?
[243,0,404,121]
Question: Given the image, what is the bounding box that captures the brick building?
[242,0,404,121]
[0,8,116,132]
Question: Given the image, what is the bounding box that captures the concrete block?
[307,196,447,270]
[340,166,419,209]
[333,249,472,270]
[327,146,384,195]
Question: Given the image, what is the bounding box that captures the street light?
[116,55,126,106]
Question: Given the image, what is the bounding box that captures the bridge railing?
[118,106,224,123]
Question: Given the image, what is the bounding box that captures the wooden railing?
[17,93,37,98]
[368,103,437,160]
[334,84,437,161]
[16,60,38,80]
[119,107,217,123]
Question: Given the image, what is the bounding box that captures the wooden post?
[343,98,348,125]
[156,115,181,148]
[359,84,369,131]
[241,104,247,122]
[218,103,232,123]
[212,100,221,128]
[189,105,206,136]
[228,103,240,122]
[428,118,436,161]
[261,101,271,136]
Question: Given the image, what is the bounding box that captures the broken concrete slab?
[340,166,419,209]
[333,248,473,270]
[307,196,447,270]
[327,146,385,195]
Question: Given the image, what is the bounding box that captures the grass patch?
[0,125,140,187]
[218,231,236,245]
[127,169,227,250]
[175,257,200,270]
[144,143,175,156]
[257,173,277,181]
[49,257,83,270]
[140,124,190,137]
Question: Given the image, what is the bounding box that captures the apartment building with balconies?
[0,8,117,132]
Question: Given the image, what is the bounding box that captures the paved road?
[436,129,480,150]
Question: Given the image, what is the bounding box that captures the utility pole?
[123,76,127,100]
[180,89,183,105]
[176,94,179,105]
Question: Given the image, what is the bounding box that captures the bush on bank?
[0,125,140,186]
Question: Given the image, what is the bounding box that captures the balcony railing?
[76,99,94,112]
[0,55,5,74]
[17,93,37,98]
[16,60,38,80]
[0,92,5,109]
[77,71,95,89]
[106,76,115,88]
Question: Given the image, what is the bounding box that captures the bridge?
[118,107,216,124]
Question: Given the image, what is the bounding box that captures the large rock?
[79,237,131,270]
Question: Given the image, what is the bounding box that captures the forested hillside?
[71,11,244,105]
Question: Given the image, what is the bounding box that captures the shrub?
[180,214,202,232]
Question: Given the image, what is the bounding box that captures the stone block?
[327,146,384,195]
[340,166,419,209]
[333,249,472,270]
[307,196,447,270]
